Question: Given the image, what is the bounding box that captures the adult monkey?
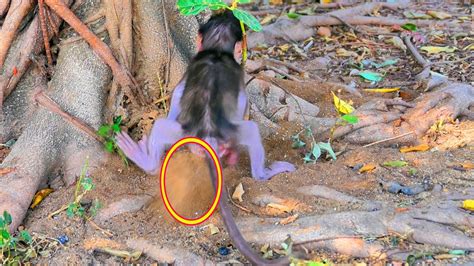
[117,10,294,264]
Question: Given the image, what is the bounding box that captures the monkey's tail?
[179,50,241,140]
[205,155,291,266]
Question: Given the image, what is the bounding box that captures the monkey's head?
[197,10,244,62]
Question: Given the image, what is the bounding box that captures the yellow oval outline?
[160,137,222,226]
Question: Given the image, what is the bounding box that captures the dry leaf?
[426,10,452,20]
[463,43,474,51]
[400,144,431,153]
[232,183,245,202]
[267,203,292,213]
[279,214,299,225]
[364,87,400,93]
[385,36,407,51]
[0,167,15,176]
[359,164,376,173]
[461,162,474,170]
[462,199,474,211]
[331,91,354,115]
[260,14,277,25]
[420,46,457,54]
[270,0,283,5]
[336,48,358,57]
[30,188,54,209]
[317,27,331,37]
[208,223,220,235]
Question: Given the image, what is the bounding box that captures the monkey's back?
[178,50,243,141]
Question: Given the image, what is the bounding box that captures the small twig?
[154,94,170,105]
[427,54,474,67]
[87,219,114,237]
[60,24,107,46]
[161,0,172,88]
[34,90,103,143]
[249,65,301,82]
[82,8,105,24]
[362,131,415,148]
[264,58,323,81]
[294,235,364,247]
[403,35,429,68]
[226,187,252,214]
[45,7,59,37]
[38,0,53,66]
[329,14,366,35]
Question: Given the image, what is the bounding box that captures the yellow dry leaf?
[359,164,376,173]
[30,188,54,209]
[462,199,474,211]
[208,223,220,235]
[461,162,474,170]
[336,48,358,57]
[331,91,354,115]
[232,183,245,203]
[399,144,431,153]
[267,203,292,213]
[260,14,277,25]
[270,0,283,5]
[463,43,474,51]
[426,10,452,20]
[279,214,299,225]
[279,44,291,52]
[364,87,400,93]
[420,46,457,54]
[321,0,332,3]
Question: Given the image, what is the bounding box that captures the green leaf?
[81,177,94,191]
[287,12,300,19]
[20,230,32,243]
[371,59,398,68]
[207,0,228,10]
[383,160,408,167]
[237,0,252,3]
[318,142,336,160]
[113,115,122,125]
[448,250,466,256]
[97,125,111,137]
[3,211,12,225]
[89,199,102,218]
[401,23,418,32]
[341,114,359,124]
[1,229,10,239]
[112,124,121,133]
[66,203,76,218]
[291,135,306,148]
[0,217,4,228]
[0,238,4,247]
[303,153,315,163]
[104,141,114,152]
[311,144,321,160]
[358,71,383,82]
[232,9,262,32]
[77,206,85,217]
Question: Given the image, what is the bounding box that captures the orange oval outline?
[160,137,222,226]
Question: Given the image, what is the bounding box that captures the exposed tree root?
[44,0,142,105]
[0,0,10,18]
[247,1,468,49]
[127,239,212,264]
[334,83,474,145]
[0,0,67,110]
[0,41,111,232]
[0,0,35,68]
[237,189,474,258]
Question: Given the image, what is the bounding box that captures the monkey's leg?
[117,119,183,175]
[236,121,296,180]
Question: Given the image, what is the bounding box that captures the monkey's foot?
[257,161,296,181]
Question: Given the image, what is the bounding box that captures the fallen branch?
[263,58,322,81]
[0,0,35,68]
[362,131,415,148]
[34,90,102,143]
[44,0,142,105]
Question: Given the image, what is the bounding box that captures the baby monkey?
[116,10,294,265]
[117,10,295,180]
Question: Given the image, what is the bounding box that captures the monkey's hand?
[257,161,296,181]
[116,132,158,174]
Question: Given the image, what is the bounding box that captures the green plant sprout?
[98,116,128,166]
[0,210,33,264]
[177,0,263,66]
[50,159,102,220]
[66,159,102,219]
[291,125,336,164]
